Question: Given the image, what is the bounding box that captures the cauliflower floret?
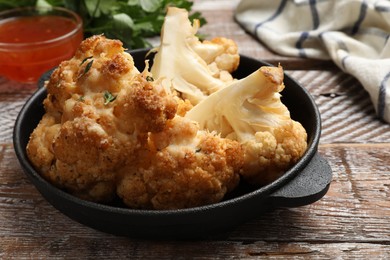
[50,117,127,202]
[186,66,307,185]
[45,35,139,114]
[191,37,239,82]
[113,73,177,134]
[150,7,239,105]
[27,34,243,209]
[242,121,307,185]
[26,114,60,174]
[27,35,178,202]
[117,116,243,209]
[27,9,306,209]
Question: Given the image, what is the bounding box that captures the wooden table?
[1,0,390,258]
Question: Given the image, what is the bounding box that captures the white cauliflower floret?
[150,7,239,105]
[186,66,308,185]
[191,37,239,82]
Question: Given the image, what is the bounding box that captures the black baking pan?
[13,49,332,239]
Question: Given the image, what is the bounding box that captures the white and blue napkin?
[235,0,390,123]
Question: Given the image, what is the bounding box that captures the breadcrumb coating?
[27,31,307,209]
[117,116,242,209]
[27,35,244,209]
[241,121,307,185]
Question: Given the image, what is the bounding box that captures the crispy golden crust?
[26,114,59,174]
[117,117,243,210]
[27,35,244,209]
[113,74,177,133]
[27,33,309,208]
[241,121,308,185]
[52,117,125,174]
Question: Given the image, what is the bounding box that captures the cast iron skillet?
[13,49,332,239]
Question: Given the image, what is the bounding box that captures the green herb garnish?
[0,1,207,50]
[146,76,154,82]
[78,59,94,78]
[84,60,94,73]
[103,91,117,105]
[80,56,93,65]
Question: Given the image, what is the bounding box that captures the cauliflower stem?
[186,66,307,185]
[151,7,239,105]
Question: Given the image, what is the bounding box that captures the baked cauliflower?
[117,116,242,209]
[27,35,242,209]
[27,7,308,210]
[150,7,239,106]
[152,8,307,186]
[186,66,307,185]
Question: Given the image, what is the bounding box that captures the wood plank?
[228,144,390,241]
[1,239,390,259]
[288,70,390,144]
[0,79,36,143]
[1,143,390,257]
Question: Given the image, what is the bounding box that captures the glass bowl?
[0,6,83,83]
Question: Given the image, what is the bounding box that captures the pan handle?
[268,153,332,208]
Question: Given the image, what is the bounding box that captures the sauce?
[0,15,82,83]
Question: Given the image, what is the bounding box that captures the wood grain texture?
[0,78,36,143]
[288,70,390,144]
[1,0,390,258]
[1,143,390,258]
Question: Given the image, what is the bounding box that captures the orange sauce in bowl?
[0,14,82,83]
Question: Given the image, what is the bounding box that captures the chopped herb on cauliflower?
[27,35,243,209]
[27,7,308,210]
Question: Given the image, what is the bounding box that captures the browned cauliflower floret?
[241,120,307,185]
[113,73,177,133]
[27,35,178,202]
[27,8,307,209]
[44,35,139,113]
[50,117,126,201]
[27,114,60,174]
[27,34,244,209]
[117,116,243,210]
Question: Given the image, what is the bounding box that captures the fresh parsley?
[78,59,94,78]
[80,56,93,65]
[0,0,207,49]
[103,91,117,105]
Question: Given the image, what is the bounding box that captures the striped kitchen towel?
[235,0,390,123]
